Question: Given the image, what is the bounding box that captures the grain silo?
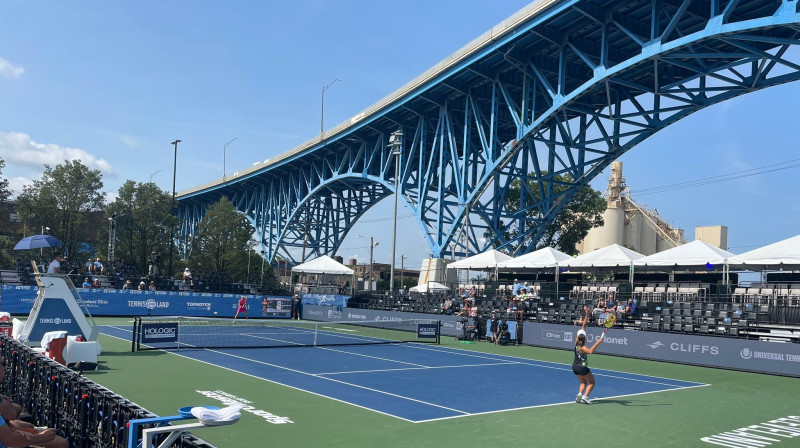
[576,161,685,255]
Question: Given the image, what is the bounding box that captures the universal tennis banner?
[523,322,800,377]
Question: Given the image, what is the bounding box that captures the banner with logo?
[0,285,291,319]
[522,322,800,377]
[140,322,179,344]
[300,294,348,307]
[302,305,468,336]
[417,323,440,339]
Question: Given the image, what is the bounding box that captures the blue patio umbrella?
[13,234,63,251]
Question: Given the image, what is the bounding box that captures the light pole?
[357,235,378,291]
[168,139,181,280]
[388,130,402,297]
[40,225,50,258]
[149,169,163,183]
[223,137,238,181]
[320,79,341,138]
[400,254,407,293]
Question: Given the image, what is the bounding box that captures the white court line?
[197,348,470,416]
[100,325,708,422]
[318,361,520,376]
[399,343,707,387]
[315,345,430,368]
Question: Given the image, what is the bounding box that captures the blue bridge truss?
[178,0,800,264]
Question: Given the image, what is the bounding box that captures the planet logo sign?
[141,323,179,343]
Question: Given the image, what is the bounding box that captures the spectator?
[292,294,301,320]
[496,319,510,345]
[138,281,146,291]
[467,286,477,298]
[85,258,94,274]
[592,298,606,325]
[442,297,453,315]
[605,293,619,315]
[489,312,499,343]
[122,280,132,290]
[82,277,91,288]
[340,280,350,295]
[148,281,156,291]
[0,355,69,448]
[93,258,104,275]
[148,251,159,276]
[91,278,101,288]
[46,253,63,274]
[511,279,523,296]
[183,268,193,287]
[623,298,637,315]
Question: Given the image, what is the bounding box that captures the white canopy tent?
[291,255,354,275]
[446,249,513,270]
[559,244,645,269]
[497,246,572,269]
[728,234,800,269]
[446,249,512,285]
[634,240,734,284]
[290,256,354,295]
[557,244,644,288]
[409,281,450,293]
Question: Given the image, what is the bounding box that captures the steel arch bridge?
[178,0,800,264]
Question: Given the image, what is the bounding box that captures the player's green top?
[574,343,588,367]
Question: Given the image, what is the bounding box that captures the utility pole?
[388,130,402,298]
[168,139,181,280]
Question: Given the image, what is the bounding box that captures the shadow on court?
[598,399,672,407]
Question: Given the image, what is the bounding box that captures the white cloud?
[121,135,138,148]
[6,177,33,198]
[0,131,113,175]
[104,190,119,204]
[0,57,24,79]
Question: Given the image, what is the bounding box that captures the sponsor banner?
[417,323,439,339]
[522,322,800,377]
[0,285,291,319]
[141,323,179,343]
[301,294,348,307]
[304,305,462,336]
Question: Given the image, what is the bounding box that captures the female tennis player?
[573,305,604,405]
[233,295,248,321]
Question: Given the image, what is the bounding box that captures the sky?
[1,1,799,270]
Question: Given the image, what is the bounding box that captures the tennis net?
[131,316,441,351]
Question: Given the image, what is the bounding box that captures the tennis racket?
[602,313,617,334]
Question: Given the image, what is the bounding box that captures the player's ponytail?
[577,333,586,347]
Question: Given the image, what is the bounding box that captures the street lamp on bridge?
[168,139,181,280]
[320,79,341,138]
[223,137,238,181]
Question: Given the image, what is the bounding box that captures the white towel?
[191,405,242,422]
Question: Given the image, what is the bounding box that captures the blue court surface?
[103,325,706,423]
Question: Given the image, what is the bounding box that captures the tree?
[504,172,606,255]
[0,158,10,202]
[187,197,256,284]
[103,180,174,276]
[16,160,104,259]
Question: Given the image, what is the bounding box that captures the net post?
[437,320,441,344]
[313,321,319,346]
[131,317,139,352]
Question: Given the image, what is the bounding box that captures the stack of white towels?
[190,405,242,425]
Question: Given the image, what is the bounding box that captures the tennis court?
[93,318,800,447]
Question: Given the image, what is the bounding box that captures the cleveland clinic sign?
[524,322,800,377]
